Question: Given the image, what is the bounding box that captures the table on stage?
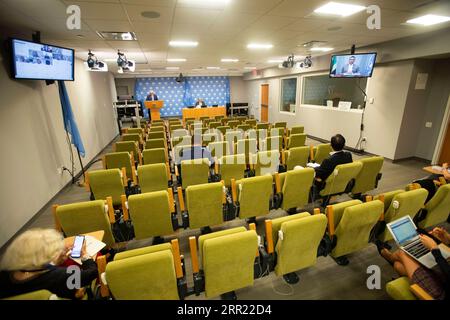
[182,106,226,122]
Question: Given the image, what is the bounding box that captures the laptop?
[387,216,450,268]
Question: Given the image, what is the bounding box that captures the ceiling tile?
[124,4,174,23]
[85,20,133,32]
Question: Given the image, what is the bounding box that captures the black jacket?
[315,151,353,181]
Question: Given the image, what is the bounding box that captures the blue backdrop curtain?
[58,80,85,157]
[134,76,231,117]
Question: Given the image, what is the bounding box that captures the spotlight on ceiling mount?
[117,50,135,73]
[84,50,108,72]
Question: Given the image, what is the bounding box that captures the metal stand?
[76,147,86,187]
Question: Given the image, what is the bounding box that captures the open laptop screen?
[389,216,418,245]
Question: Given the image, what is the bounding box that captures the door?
[261,84,269,122]
[438,116,450,163]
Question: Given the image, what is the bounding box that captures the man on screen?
[146,90,158,101]
[341,56,360,75]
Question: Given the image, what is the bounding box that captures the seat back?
[245,119,257,127]
[264,135,283,152]
[201,230,258,298]
[172,135,191,149]
[147,131,165,140]
[274,213,327,276]
[127,128,143,135]
[235,139,257,162]
[202,132,221,146]
[285,146,310,170]
[208,141,231,159]
[186,182,224,229]
[105,152,133,177]
[225,130,244,146]
[106,250,179,300]
[289,126,304,135]
[169,125,184,134]
[279,168,315,210]
[332,200,383,258]
[219,154,247,187]
[270,127,284,137]
[380,188,428,241]
[56,200,115,246]
[386,277,417,300]
[254,150,280,175]
[314,144,333,164]
[274,122,287,129]
[320,162,363,197]
[217,125,230,136]
[256,123,269,130]
[181,158,210,189]
[228,120,240,129]
[420,184,450,228]
[209,121,221,129]
[88,169,124,206]
[287,133,306,149]
[128,191,174,239]
[115,141,139,158]
[142,148,166,165]
[122,133,141,143]
[237,175,273,218]
[138,163,168,193]
[352,156,384,195]
[149,126,165,133]
[237,124,250,132]
[145,138,165,150]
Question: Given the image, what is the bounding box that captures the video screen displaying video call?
[12,39,74,81]
[329,53,377,78]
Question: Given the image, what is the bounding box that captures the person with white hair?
[0,228,98,299]
[146,89,158,101]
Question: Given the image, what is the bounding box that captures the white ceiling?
[1,0,450,76]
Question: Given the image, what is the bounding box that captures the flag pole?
[76,147,86,187]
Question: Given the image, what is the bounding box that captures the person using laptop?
[377,227,450,300]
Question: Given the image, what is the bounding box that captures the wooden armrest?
[274,173,281,194]
[52,205,62,232]
[106,197,115,224]
[366,195,373,202]
[248,223,259,257]
[281,150,286,165]
[177,187,185,211]
[214,160,219,175]
[168,188,175,213]
[171,239,184,279]
[410,284,434,300]
[221,180,226,204]
[84,172,90,192]
[309,146,314,162]
[231,179,237,203]
[166,162,171,180]
[378,194,385,221]
[326,205,335,238]
[265,220,274,254]
[138,151,143,166]
[96,255,109,298]
[102,156,106,170]
[189,236,199,274]
[175,165,179,177]
[121,167,127,186]
[313,208,320,215]
[121,195,129,221]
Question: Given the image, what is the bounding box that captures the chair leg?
[220,291,237,300]
[283,272,299,284]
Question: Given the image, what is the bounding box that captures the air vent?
[97,31,137,41]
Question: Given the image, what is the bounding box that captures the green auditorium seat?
[234,175,273,219]
[253,150,280,176]
[208,141,231,159]
[100,240,184,300]
[104,152,136,184]
[225,130,244,147]
[114,141,139,161]
[127,190,177,241]
[145,138,166,150]
[227,120,240,129]
[256,123,269,130]
[202,131,221,146]
[180,158,210,189]
[313,144,333,164]
[386,277,433,300]
[288,126,304,135]
[218,154,247,187]
[274,122,287,129]
[264,213,327,283]
[87,169,126,206]
[209,121,221,129]
[269,127,284,138]
[54,199,116,247]
[3,290,57,300]
[351,156,384,197]
[417,184,450,229]
[182,182,225,230]
[286,133,306,149]
[217,125,231,137]
[283,146,310,170]
[278,168,315,212]
[326,200,383,265]
[235,139,257,165]
[137,163,169,193]
[126,128,144,135]
[149,125,165,133]
[237,124,250,132]
[169,124,184,133]
[263,135,283,152]
[142,148,167,165]
[121,133,142,145]
[189,227,258,298]
[147,131,165,141]
[214,115,225,121]
[245,119,257,128]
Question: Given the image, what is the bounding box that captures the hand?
[430,227,450,245]
[442,163,448,169]
[419,234,438,250]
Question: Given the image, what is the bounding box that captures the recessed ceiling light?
[169,41,198,47]
[206,67,221,70]
[244,67,256,70]
[141,11,161,19]
[76,34,85,39]
[267,59,283,63]
[314,2,366,17]
[310,47,334,52]
[221,58,239,62]
[166,67,180,70]
[167,58,187,62]
[247,43,273,49]
[406,14,450,26]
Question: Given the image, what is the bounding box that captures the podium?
[145,100,164,120]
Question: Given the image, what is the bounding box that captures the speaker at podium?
[144,100,164,120]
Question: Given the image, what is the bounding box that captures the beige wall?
[0,53,118,247]
[229,76,247,103]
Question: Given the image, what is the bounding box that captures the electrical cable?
[355,78,368,151]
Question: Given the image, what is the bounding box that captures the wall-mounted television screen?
[11,38,75,81]
[329,52,377,78]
